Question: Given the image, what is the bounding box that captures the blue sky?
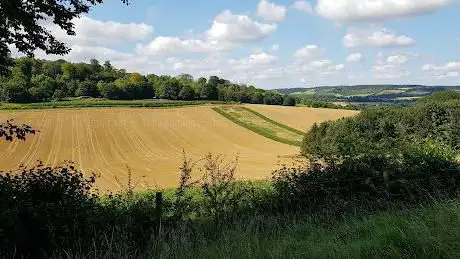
[29,0,460,89]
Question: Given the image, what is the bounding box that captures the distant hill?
[272,85,460,105]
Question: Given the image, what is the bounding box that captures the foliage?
[298,97,345,109]
[301,98,460,161]
[274,140,460,214]
[178,84,195,100]
[282,95,296,106]
[0,120,36,141]
[415,89,460,104]
[0,162,98,257]
[0,58,285,105]
[0,0,129,75]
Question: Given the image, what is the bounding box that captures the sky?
[15,0,460,89]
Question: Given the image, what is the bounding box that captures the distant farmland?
[0,106,356,190]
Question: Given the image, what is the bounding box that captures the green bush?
[0,162,169,258]
[275,140,460,214]
[0,162,98,257]
[282,95,296,106]
[302,100,460,162]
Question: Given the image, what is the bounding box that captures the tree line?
[0,57,295,106]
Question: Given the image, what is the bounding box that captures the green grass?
[240,107,305,135]
[213,106,304,146]
[0,99,230,110]
[190,201,460,259]
[52,200,460,258]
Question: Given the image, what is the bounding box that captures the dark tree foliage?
[0,57,286,105]
[0,120,36,141]
[301,91,460,162]
[0,0,129,75]
[282,95,296,106]
[178,84,195,100]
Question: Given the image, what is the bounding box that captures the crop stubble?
[0,106,356,190]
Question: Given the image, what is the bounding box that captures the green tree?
[98,81,120,99]
[11,58,34,83]
[263,92,283,105]
[201,76,219,100]
[41,60,63,78]
[0,78,31,103]
[29,75,57,101]
[282,95,296,106]
[163,79,183,100]
[179,85,195,100]
[75,81,99,97]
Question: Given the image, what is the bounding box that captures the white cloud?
[229,52,277,70]
[344,28,416,48]
[50,16,153,46]
[295,60,345,76]
[270,44,280,51]
[138,10,277,55]
[422,61,460,78]
[346,53,363,62]
[441,71,460,78]
[372,52,411,79]
[294,45,321,60]
[207,10,277,43]
[136,36,233,55]
[335,64,345,70]
[292,1,314,14]
[256,0,287,22]
[310,59,332,68]
[387,54,409,65]
[315,0,460,22]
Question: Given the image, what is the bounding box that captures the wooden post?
[155,192,163,234]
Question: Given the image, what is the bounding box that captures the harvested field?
[0,105,357,191]
[246,104,359,132]
[0,107,297,191]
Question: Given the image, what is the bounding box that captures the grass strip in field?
[0,100,230,110]
[240,106,305,135]
[213,106,304,146]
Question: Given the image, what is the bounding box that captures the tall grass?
[51,200,460,258]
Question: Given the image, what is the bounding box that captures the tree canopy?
[0,57,292,106]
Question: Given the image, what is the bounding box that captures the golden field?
[0,106,357,190]
[246,104,359,132]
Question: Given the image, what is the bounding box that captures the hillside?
[274,85,460,105]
